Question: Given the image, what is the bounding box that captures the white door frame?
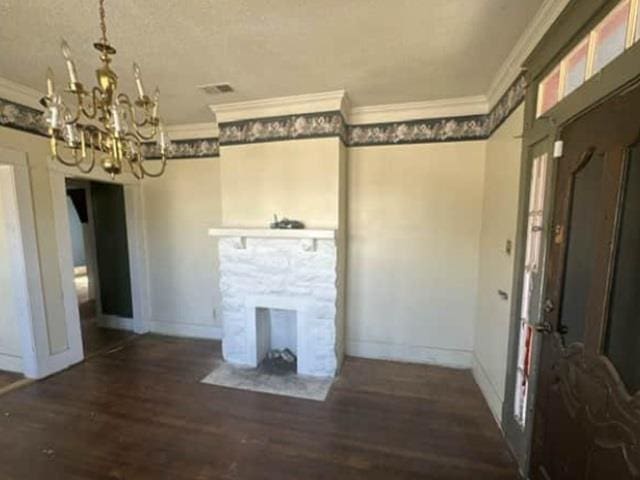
[0,147,47,378]
[49,167,151,366]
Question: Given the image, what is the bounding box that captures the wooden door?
[531,83,640,479]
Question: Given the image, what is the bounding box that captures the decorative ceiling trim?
[348,95,488,125]
[211,90,348,123]
[166,122,220,140]
[1,72,526,155]
[486,0,572,109]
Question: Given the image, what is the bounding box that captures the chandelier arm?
[117,133,144,180]
[49,135,85,168]
[131,126,158,141]
[125,132,167,178]
[125,155,144,180]
[80,129,99,173]
[72,146,96,174]
[121,135,144,179]
[63,96,84,125]
[80,87,102,120]
[139,152,168,178]
[118,93,155,131]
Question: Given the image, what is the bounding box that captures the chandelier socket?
[66,82,86,95]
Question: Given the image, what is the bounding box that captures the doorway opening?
[65,179,136,356]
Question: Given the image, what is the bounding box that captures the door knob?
[544,299,555,313]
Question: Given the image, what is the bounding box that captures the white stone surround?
[211,229,343,377]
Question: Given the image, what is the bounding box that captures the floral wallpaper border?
[142,138,220,159]
[1,74,527,155]
[219,111,347,145]
[346,75,527,146]
[0,97,48,137]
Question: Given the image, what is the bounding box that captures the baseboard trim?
[346,339,472,369]
[0,353,22,373]
[472,354,504,425]
[97,315,135,331]
[148,321,222,340]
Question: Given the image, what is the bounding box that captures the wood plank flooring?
[0,335,519,479]
[0,370,22,390]
[78,300,137,357]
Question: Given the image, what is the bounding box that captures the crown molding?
[486,0,572,109]
[166,122,219,139]
[0,77,43,111]
[210,90,347,123]
[348,95,488,125]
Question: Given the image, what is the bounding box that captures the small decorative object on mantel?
[270,214,305,229]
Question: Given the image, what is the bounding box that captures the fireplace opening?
[255,307,298,375]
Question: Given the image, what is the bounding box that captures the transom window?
[537,0,640,117]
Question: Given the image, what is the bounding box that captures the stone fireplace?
[208,228,345,377]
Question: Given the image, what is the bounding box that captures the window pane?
[538,68,561,116]
[605,147,640,393]
[563,40,589,97]
[593,1,630,73]
[514,154,549,426]
[559,153,605,346]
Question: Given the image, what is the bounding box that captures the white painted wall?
[142,158,223,338]
[472,104,524,422]
[0,171,23,369]
[220,138,343,228]
[346,141,486,367]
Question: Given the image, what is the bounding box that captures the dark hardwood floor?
[0,335,519,479]
[0,370,22,390]
[78,299,137,356]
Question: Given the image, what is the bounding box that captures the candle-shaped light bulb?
[46,68,55,97]
[133,62,145,99]
[60,39,78,84]
[152,87,160,118]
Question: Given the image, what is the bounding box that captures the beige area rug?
[201,360,333,401]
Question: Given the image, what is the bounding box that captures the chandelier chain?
[98,0,108,44]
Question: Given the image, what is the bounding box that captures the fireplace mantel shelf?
[207,228,336,240]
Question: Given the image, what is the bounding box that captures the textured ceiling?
[0,0,543,124]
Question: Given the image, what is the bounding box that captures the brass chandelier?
[41,0,169,179]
